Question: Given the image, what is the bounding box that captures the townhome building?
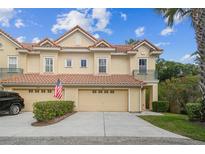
[0,25,162,112]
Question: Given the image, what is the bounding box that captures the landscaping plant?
[186,103,202,121]
[156,8,205,121]
[33,101,74,122]
[152,101,169,112]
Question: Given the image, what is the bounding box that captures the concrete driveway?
[0,112,186,138]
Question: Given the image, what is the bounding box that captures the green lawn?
[139,113,205,141]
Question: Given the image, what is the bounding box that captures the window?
[110,90,114,94]
[99,58,107,73]
[98,90,103,93]
[81,59,87,68]
[0,43,2,48]
[41,89,46,93]
[92,90,97,93]
[104,90,109,93]
[8,56,17,72]
[47,89,52,93]
[29,89,33,93]
[44,57,53,72]
[139,59,147,74]
[65,59,72,68]
[35,89,39,93]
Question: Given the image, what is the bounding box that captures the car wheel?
[9,105,20,115]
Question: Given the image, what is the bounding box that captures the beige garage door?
[15,89,61,111]
[78,89,128,112]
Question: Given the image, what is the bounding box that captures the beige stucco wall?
[3,86,142,112]
[1,32,158,76]
[146,83,158,110]
[58,31,95,47]
[111,56,129,74]
[141,88,146,111]
[0,35,19,68]
[64,87,78,111]
[94,52,111,74]
[39,51,58,73]
[136,46,157,70]
[129,88,141,112]
[27,54,40,73]
[58,52,94,74]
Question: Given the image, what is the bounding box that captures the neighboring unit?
[0,25,162,112]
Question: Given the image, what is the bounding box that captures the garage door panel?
[78,89,128,112]
[15,89,63,111]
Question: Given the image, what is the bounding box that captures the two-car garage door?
[14,89,128,112]
[78,89,128,112]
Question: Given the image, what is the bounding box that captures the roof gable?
[91,40,113,48]
[55,25,98,45]
[36,38,58,47]
[0,29,23,48]
[132,40,162,51]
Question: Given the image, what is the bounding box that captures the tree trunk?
[192,9,205,121]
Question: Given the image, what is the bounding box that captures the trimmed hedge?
[152,101,169,112]
[186,103,201,121]
[33,101,74,122]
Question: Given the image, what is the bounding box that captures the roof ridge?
[54,25,98,43]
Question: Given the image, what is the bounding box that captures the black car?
[0,90,24,115]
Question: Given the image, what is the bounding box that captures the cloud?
[160,27,174,36]
[51,8,112,35]
[32,37,40,43]
[179,54,196,63]
[93,33,100,39]
[135,27,145,37]
[154,42,170,47]
[16,36,26,43]
[15,19,25,28]
[120,12,127,21]
[92,8,112,34]
[0,8,15,27]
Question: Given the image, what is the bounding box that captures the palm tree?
[156,8,205,121]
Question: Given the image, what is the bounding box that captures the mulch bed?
[31,112,77,127]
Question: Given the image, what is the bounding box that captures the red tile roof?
[113,45,133,52]
[21,43,36,50]
[0,26,162,53]
[0,73,144,87]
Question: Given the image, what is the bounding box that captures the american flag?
[54,79,63,99]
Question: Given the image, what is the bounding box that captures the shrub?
[186,103,201,121]
[33,101,74,122]
[152,101,169,112]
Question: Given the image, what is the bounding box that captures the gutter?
[1,83,143,88]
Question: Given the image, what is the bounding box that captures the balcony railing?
[0,68,23,79]
[133,70,158,81]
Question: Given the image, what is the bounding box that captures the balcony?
[0,68,23,80]
[133,70,158,81]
